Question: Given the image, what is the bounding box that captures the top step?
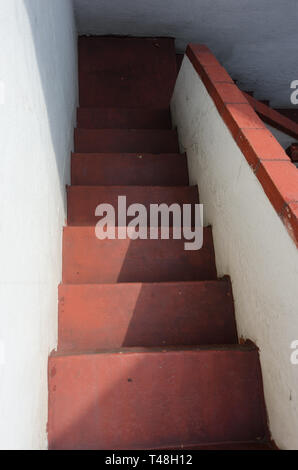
[79,37,177,108]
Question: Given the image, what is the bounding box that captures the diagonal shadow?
[23,0,78,212]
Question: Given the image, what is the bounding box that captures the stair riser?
[62,227,217,284]
[58,281,237,351]
[67,186,199,226]
[74,129,179,154]
[48,348,268,450]
[77,108,172,129]
[71,154,189,186]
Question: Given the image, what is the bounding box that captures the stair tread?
[74,128,179,153]
[62,226,216,284]
[68,184,197,189]
[71,153,189,186]
[67,185,199,226]
[72,152,183,156]
[58,280,237,351]
[77,107,172,129]
[52,343,257,358]
[48,345,268,450]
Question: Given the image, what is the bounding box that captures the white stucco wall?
[0,0,77,450]
[74,0,298,107]
[171,56,298,450]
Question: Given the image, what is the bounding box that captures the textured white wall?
[74,0,298,107]
[0,0,77,449]
[171,56,298,450]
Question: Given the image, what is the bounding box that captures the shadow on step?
[48,344,270,450]
[58,280,238,351]
[62,227,218,284]
[122,281,237,348]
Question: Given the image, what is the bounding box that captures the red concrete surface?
[71,153,189,186]
[244,92,298,141]
[236,128,290,170]
[62,226,217,284]
[77,107,172,129]
[281,202,298,245]
[255,161,298,214]
[276,108,298,124]
[48,346,268,450]
[186,44,233,91]
[222,103,265,140]
[212,82,249,106]
[67,185,199,226]
[74,129,179,154]
[48,38,273,451]
[58,280,237,351]
[79,37,177,108]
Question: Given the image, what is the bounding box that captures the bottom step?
[168,441,277,450]
[48,345,268,450]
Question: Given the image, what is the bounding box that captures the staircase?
[48,37,272,450]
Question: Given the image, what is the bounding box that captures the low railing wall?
[171,44,298,449]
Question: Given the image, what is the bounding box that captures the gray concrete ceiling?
[73,0,298,107]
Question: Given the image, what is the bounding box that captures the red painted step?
[168,441,277,450]
[67,185,199,226]
[48,345,268,450]
[71,153,189,186]
[79,37,177,108]
[58,280,237,352]
[62,226,217,284]
[77,107,172,129]
[74,129,179,154]
[48,36,272,452]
